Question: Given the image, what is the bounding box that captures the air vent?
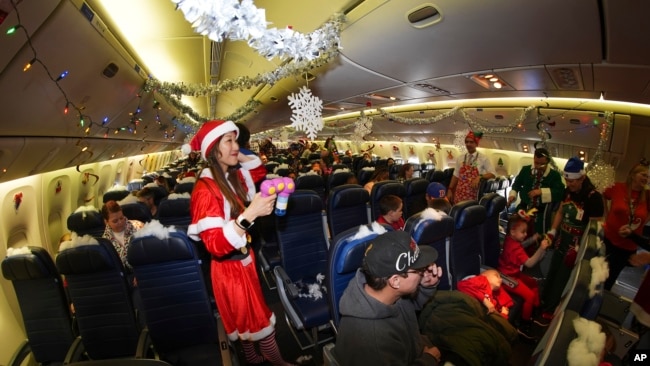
[569,118,581,124]
[102,62,119,78]
[413,83,450,95]
[549,67,583,90]
[408,5,441,24]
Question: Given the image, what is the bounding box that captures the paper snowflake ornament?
[351,112,373,145]
[287,86,323,140]
[454,130,469,153]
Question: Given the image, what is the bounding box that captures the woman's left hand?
[420,263,442,287]
[618,224,633,238]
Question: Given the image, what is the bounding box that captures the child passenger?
[498,214,551,331]
[457,269,513,319]
[376,194,405,231]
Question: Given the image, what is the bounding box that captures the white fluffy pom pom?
[181,144,192,156]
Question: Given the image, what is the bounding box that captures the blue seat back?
[67,209,105,237]
[405,209,455,290]
[56,238,140,360]
[369,180,407,221]
[356,169,374,186]
[479,193,506,268]
[403,178,429,219]
[327,185,370,239]
[121,202,152,223]
[156,198,191,231]
[2,247,75,364]
[327,225,383,329]
[448,200,486,289]
[296,174,326,202]
[327,171,354,191]
[103,189,130,203]
[276,190,329,281]
[128,232,218,355]
[173,182,194,194]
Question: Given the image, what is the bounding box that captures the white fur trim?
[563,170,585,179]
[181,143,192,156]
[200,121,238,160]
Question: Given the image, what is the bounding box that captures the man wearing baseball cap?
[334,231,443,365]
[426,182,452,213]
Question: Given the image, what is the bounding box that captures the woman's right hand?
[245,192,277,220]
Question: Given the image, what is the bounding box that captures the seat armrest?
[480,264,519,288]
[274,266,300,299]
[135,328,154,359]
[63,336,85,364]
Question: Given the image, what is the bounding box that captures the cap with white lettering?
[363,231,438,278]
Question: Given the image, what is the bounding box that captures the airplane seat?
[173,181,195,194]
[405,208,455,290]
[275,167,290,177]
[527,309,579,366]
[369,180,407,221]
[127,179,145,192]
[356,168,375,186]
[327,170,354,192]
[67,207,105,237]
[265,162,279,173]
[388,164,400,180]
[256,211,281,290]
[428,169,446,184]
[308,152,321,161]
[272,190,333,350]
[295,174,326,202]
[479,193,507,268]
[55,238,141,360]
[331,164,348,173]
[120,202,152,223]
[340,156,352,168]
[103,189,130,203]
[442,168,454,187]
[448,200,486,289]
[477,178,498,199]
[2,246,76,365]
[128,231,231,365]
[327,223,387,332]
[156,196,191,231]
[326,184,370,239]
[402,177,429,219]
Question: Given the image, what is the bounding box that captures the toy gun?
[260,177,295,216]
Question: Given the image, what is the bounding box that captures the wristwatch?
[236,215,254,230]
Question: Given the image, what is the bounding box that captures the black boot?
[517,320,538,343]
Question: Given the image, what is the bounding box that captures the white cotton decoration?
[59,233,99,252]
[74,205,98,214]
[419,207,447,222]
[167,192,191,200]
[589,256,609,297]
[567,317,605,366]
[178,176,197,183]
[144,182,158,188]
[118,194,139,205]
[106,184,128,192]
[6,246,31,256]
[133,219,176,240]
[333,168,350,174]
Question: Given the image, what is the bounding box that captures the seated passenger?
[137,187,158,217]
[457,269,513,320]
[334,231,443,365]
[425,182,451,214]
[101,200,144,267]
[498,214,550,332]
[364,167,389,193]
[376,194,405,231]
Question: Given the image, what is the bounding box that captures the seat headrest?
[451,202,486,229]
[480,193,506,216]
[331,187,369,209]
[409,215,454,243]
[286,190,323,215]
[67,210,103,232]
[334,234,377,274]
[56,239,119,275]
[128,233,195,266]
[157,198,190,218]
[2,247,57,281]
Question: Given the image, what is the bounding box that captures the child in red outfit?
[375,194,405,231]
[457,269,513,319]
[498,214,550,324]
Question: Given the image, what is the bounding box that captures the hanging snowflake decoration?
[454,130,469,154]
[287,86,323,140]
[351,111,373,145]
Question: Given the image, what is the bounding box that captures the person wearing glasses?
[540,157,604,317]
[507,147,565,238]
[602,160,650,291]
[101,200,144,267]
[334,231,443,365]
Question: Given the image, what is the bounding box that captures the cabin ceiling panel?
[593,65,650,104]
[602,0,650,65]
[339,0,602,83]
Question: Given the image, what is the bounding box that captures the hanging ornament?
[287,86,323,140]
[280,129,290,142]
[454,130,469,153]
[586,111,615,191]
[351,111,373,145]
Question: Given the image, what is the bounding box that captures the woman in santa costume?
[187,120,294,365]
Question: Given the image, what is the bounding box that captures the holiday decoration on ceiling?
[287,86,323,140]
[171,0,344,62]
[454,130,470,153]
[351,111,373,145]
[585,111,615,191]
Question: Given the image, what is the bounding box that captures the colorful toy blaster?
[260,177,295,216]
